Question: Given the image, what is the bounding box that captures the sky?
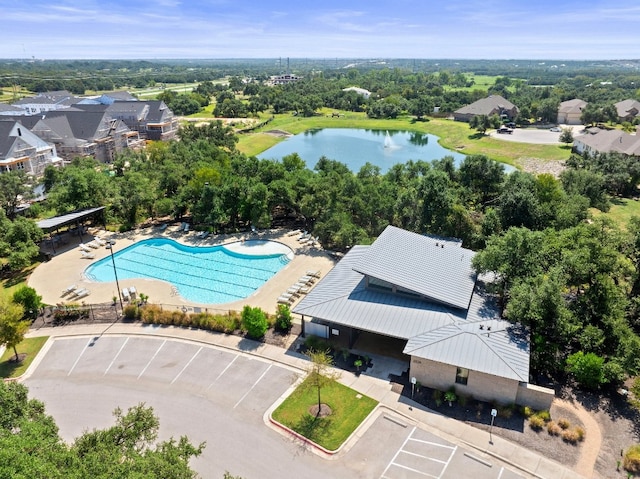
[1,0,639,60]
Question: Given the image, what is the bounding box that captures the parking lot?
[25,336,525,478]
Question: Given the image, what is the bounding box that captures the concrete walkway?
[23,323,585,479]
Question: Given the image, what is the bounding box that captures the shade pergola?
[36,207,106,233]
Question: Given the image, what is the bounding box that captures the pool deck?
[29,226,337,314]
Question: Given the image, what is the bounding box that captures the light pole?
[107,240,123,311]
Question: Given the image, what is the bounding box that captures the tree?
[566,351,606,389]
[0,383,204,479]
[302,349,341,417]
[241,305,268,339]
[559,127,574,145]
[0,298,28,361]
[0,171,31,220]
[12,286,42,321]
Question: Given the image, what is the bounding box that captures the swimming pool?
[83,238,293,304]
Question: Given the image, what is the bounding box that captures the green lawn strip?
[0,265,36,302]
[0,336,49,379]
[272,377,378,451]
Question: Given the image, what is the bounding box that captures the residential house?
[293,226,554,409]
[0,120,61,175]
[0,103,26,116]
[453,95,518,122]
[615,99,640,123]
[574,129,640,157]
[557,99,587,125]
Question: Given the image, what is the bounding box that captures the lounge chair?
[94,237,106,246]
[81,251,95,259]
[277,295,293,304]
[62,284,77,296]
[298,275,315,284]
[129,286,137,298]
[298,286,310,294]
[122,287,130,302]
[183,223,190,233]
[287,286,301,295]
[287,229,301,237]
[87,241,100,249]
[159,223,168,231]
[70,288,88,298]
[76,289,91,299]
[79,243,92,252]
[306,270,321,278]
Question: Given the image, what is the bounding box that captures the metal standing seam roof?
[403,319,530,382]
[293,230,530,382]
[36,207,106,232]
[352,225,477,310]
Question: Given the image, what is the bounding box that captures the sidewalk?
[24,322,585,479]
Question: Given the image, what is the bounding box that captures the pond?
[257,128,471,173]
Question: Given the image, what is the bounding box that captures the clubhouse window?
[455,367,469,385]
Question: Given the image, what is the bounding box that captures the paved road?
[25,336,524,479]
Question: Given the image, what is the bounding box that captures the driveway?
[24,336,526,479]
[490,125,584,145]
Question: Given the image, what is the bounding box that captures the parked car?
[497,126,513,134]
[550,127,561,132]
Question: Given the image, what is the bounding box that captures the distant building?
[615,99,640,123]
[342,87,371,99]
[0,119,61,175]
[12,90,79,115]
[105,100,179,141]
[268,74,302,85]
[453,95,518,122]
[557,99,587,125]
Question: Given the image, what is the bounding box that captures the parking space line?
[68,338,93,376]
[104,337,129,375]
[380,425,416,478]
[399,450,447,464]
[437,445,457,478]
[389,462,437,478]
[497,467,504,479]
[206,354,238,390]
[170,347,202,385]
[409,438,456,450]
[137,340,166,380]
[233,364,272,409]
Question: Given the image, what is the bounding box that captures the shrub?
[575,426,585,441]
[444,390,457,405]
[521,405,535,418]
[562,428,582,444]
[274,304,292,332]
[547,421,562,436]
[123,304,139,319]
[535,410,551,422]
[557,418,571,430]
[304,335,330,352]
[623,445,640,473]
[432,389,443,407]
[496,403,514,419]
[529,415,545,431]
[241,305,268,339]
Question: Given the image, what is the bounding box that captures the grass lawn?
[272,377,378,451]
[236,112,570,167]
[593,198,640,228]
[1,264,37,303]
[0,336,49,379]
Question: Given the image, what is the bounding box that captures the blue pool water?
[84,238,291,304]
